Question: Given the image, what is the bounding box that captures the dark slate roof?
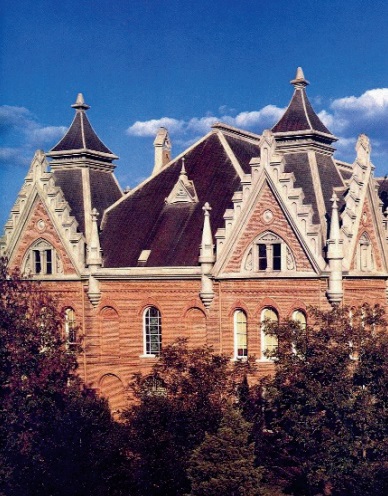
[272,87,332,135]
[53,169,122,232]
[223,134,260,174]
[51,111,114,155]
[315,154,346,215]
[283,152,346,228]
[101,132,245,267]
[377,177,388,212]
[283,153,319,224]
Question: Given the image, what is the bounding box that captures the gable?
[222,182,316,274]
[350,196,385,272]
[9,198,78,276]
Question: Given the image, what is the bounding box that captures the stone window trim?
[22,238,63,277]
[233,309,248,360]
[243,231,295,273]
[143,306,162,357]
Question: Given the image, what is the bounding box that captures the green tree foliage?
[188,405,263,496]
[124,339,254,496]
[261,305,388,496]
[0,260,129,496]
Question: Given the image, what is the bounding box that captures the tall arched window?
[292,310,307,329]
[144,306,162,356]
[64,308,76,348]
[234,310,247,359]
[261,307,278,360]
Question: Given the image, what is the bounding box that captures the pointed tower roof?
[47,93,118,166]
[272,68,336,145]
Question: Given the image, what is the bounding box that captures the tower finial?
[290,67,309,89]
[71,93,90,111]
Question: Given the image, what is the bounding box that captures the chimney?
[152,127,171,175]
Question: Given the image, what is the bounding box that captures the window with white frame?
[261,307,278,360]
[144,306,162,356]
[23,239,58,276]
[244,231,295,272]
[64,308,77,348]
[234,309,248,359]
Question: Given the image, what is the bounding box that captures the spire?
[87,208,102,307]
[86,208,102,268]
[199,202,215,308]
[48,93,118,165]
[326,193,344,306]
[272,67,336,144]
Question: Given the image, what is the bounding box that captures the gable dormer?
[165,159,198,204]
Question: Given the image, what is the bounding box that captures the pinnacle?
[290,67,309,88]
[71,93,90,111]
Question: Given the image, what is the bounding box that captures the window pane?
[145,307,162,355]
[46,250,53,274]
[261,307,278,358]
[273,243,281,270]
[258,244,267,270]
[34,250,41,274]
[235,310,247,358]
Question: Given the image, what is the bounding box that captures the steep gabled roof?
[101,131,260,267]
[272,67,335,141]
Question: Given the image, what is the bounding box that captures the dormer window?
[244,231,295,273]
[23,239,60,277]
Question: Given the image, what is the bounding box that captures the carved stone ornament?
[244,248,253,271]
[36,219,46,231]
[262,209,274,224]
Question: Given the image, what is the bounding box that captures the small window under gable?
[23,239,62,277]
[244,231,295,273]
[356,232,374,271]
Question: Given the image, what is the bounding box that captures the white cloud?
[332,89,388,116]
[27,125,67,145]
[127,117,185,136]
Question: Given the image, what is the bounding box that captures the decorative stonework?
[262,209,273,223]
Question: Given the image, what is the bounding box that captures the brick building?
[2,68,388,412]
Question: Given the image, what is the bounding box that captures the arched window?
[243,231,295,272]
[64,308,76,348]
[144,306,162,356]
[23,239,60,276]
[261,307,278,360]
[292,310,307,329]
[234,310,247,359]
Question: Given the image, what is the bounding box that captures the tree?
[261,305,388,496]
[123,339,254,496]
[188,405,263,496]
[0,260,130,496]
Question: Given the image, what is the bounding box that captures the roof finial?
[290,67,309,89]
[71,93,90,111]
[180,157,187,176]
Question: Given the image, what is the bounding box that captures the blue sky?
[1,0,388,229]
